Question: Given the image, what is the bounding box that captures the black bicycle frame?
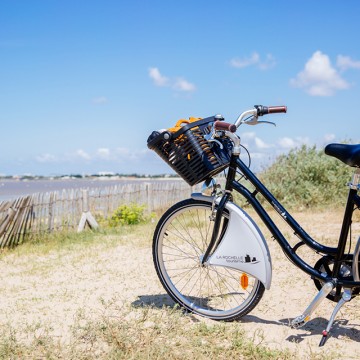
[219,154,360,288]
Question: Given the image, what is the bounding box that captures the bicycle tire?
[153,198,265,321]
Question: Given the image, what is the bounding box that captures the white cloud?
[239,133,274,152]
[278,136,309,149]
[278,137,297,148]
[230,52,276,70]
[323,133,336,142]
[115,147,131,156]
[92,96,108,104]
[336,55,360,72]
[242,132,256,140]
[230,52,260,68]
[114,147,148,162]
[251,152,267,159]
[32,147,154,175]
[255,137,272,149]
[148,67,195,92]
[75,149,91,160]
[258,54,276,70]
[96,148,111,159]
[290,51,349,96]
[173,78,196,92]
[36,153,57,163]
[148,67,169,87]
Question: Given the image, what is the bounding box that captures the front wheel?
[153,198,265,321]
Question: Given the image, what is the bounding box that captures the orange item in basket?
[167,117,201,133]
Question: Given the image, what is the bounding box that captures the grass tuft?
[259,144,353,209]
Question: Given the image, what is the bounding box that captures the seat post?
[349,168,360,191]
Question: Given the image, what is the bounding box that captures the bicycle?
[147,105,360,346]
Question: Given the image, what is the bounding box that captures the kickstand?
[319,289,352,347]
[291,282,334,329]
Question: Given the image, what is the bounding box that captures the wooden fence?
[0,180,196,248]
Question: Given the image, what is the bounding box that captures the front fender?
[191,193,272,289]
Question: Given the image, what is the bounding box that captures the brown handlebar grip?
[214,121,237,133]
[268,106,287,114]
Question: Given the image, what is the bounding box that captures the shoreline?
[0,177,184,202]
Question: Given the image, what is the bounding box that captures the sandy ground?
[0,209,359,358]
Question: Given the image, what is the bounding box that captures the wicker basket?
[147,116,231,186]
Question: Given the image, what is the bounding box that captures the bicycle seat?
[325,143,360,167]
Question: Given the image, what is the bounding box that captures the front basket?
[147,116,231,186]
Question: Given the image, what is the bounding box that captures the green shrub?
[109,204,147,226]
[258,145,353,208]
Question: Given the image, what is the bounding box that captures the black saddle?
[325,143,360,168]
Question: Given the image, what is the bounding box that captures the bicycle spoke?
[162,237,199,259]
[195,208,211,251]
[162,253,198,262]
[166,263,199,278]
[166,220,203,255]
[212,268,243,308]
[178,265,200,295]
[165,228,200,255]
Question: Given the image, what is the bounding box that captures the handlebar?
[208,104,287,156]
[234,104,287,128]
[214,121,237,133]
[255,105,287,116]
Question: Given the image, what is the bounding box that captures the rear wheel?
[153,198,265,321]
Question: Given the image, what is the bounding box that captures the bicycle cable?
[347,205,359,255]
[346,204,360,256]
[236,144,251,182]
[219,115,253,181]
[348,222,352,256]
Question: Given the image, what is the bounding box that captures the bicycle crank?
[312,255,360,302]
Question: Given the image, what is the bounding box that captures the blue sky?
[1,0,360,176]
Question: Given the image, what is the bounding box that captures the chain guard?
[313,255,360,302]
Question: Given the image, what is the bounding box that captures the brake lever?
[254,120,276,127]
[244,116,276,127]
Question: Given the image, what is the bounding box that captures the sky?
[1,0,360,176]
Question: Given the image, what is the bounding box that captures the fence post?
[0,206,17,247]
[146,182,153,212]
[77,189,99,232]
[48,192,56,232]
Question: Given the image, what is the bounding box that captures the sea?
[0,178,177,202]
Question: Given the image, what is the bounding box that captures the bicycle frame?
[216,154,360,289]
